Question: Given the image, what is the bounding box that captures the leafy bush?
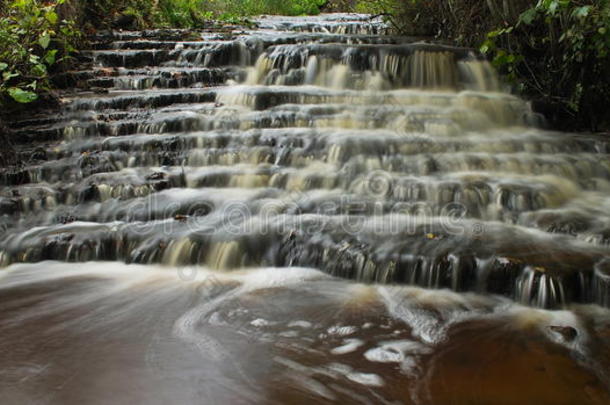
[75,0,158,28]
[161,0,327,23]
[80,0,328,29]
[0,0,80,104]
[481,0,610,130]
[154,0,211,27]
[354,0,531,40]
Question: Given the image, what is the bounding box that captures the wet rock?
[113,14,137,30]
[79,184,100,203]
[1,168,30,186]
[31,147,48,161]
[593,259,610,307]
[146,172,166,181]
[485,257,524,296]
[0,198,19,215]
[57,215,76,225]
[548,326,578,342]
[99,67,119,77]
[174,215,188,223]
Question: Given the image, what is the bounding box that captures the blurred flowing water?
[1,14,610,404]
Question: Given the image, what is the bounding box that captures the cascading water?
[0,14,609,404]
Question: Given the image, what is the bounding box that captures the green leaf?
[31,63,47,77]
[44,49,58,65]
[479,39,494,54]
[45,11,58,25]
[13,0,28,11]
[487,29,503,38]
[543,0,560,15]
[39,32,51,49]
[8,87,38,103]
[519,8,537,25]
[572,6,591,19]
[0,63,8,71]
[2,71,19,81]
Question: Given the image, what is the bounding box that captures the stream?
[1,14,609,404]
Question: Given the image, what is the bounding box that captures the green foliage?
[481,0,610,130]
[80,0,158,28]
[166,0,327,23]
[353,0,406,33]
[83,0,328,29]
[355,0,531,41]
[0,0,80,105]
[153,0,211,28]
[354,0,395,15]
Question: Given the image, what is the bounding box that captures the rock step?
[0,216,608,309]
[5,122,609,186]
[82,42,258,68]
[0,160,603,222]
[3,180,610,251]
[87,32,422,52]
[59,87,529,118]
[3,13,610,312]
[53,67,235,90]
[81,41,476,71]
[89,28,243,42]
[5,135,608,186]
[64,89,217,112]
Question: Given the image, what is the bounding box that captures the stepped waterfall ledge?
[1,13,610,405]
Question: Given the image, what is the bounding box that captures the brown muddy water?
[1,13,610,404]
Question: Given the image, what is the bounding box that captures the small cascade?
[244,43,497,92]
[1,14,610,311]
[408,51,457,89]
[593,259,610,307]
[515,267,567,309]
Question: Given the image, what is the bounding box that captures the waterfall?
[1,13,610,404]
[2,14,610,311]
